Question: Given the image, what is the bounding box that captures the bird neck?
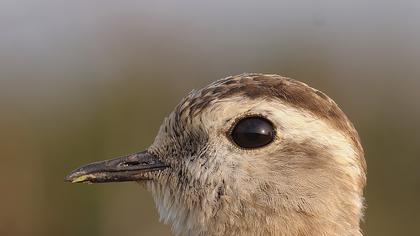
[147,176,364,236]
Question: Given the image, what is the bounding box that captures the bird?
[66,73,367,236]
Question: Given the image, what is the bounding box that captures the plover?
[66,73,366,236]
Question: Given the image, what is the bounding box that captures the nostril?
[121,161,141,167]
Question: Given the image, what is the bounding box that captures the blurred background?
[0,0,419,235]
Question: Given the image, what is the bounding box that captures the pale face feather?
[147,93,365,236]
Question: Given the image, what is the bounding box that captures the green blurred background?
[0,0,419,235]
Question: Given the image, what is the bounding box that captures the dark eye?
[230,117,275,149]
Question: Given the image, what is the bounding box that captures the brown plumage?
[67,73,367,236]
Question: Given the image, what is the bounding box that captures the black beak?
[65,151,168,184]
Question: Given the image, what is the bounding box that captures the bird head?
[67,74,366,236]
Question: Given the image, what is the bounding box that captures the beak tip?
[65,170,89,183]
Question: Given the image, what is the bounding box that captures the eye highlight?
[230,116,275,149]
